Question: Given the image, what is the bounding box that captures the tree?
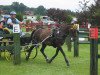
[66,15,73,24]
[19,3,27,13]
[11,2,20,12]
[76,0,90,24]
[16,13,23,21]
[0,2,75,24]
[76,0,100,26]
[11,2,27,13]
[88,0,100,25]
[35,5,47,15]
[36,15,41,21]
[47,8,74,24]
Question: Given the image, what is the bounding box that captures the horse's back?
[40,28,51,41]
[33,28,51,42]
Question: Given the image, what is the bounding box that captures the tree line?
[0,2,75,24]
[76,0,100,26]
[1,0,100,25]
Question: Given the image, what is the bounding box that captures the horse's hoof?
[46,60,51,63]
[46,59,49,63]
[47,60,52,63]
[46,58,50,63]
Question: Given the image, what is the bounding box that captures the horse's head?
[59,24,78,37]
[51,24,78,47]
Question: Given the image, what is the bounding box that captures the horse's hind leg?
[26,45,35,60]
[59,47,70,66]
[47,48,59,63]
[40,44,49,62]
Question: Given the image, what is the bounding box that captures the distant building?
[23,11,38,23]
[0,9,7,15]
[23,15,38,24]
[23,14,55,24]
[24,11,34,16]
[40,16,55,25]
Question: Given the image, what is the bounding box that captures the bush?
[66,15,73,24]
[16,13,23,21]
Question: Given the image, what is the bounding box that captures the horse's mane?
[59,24,72,31]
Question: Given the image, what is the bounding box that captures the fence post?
[0,39,1,58]
[13,24,21,65]
[0,12,1,21]
[13,33,21,65]
[0,51,1,58]
[90,39,98,75]
[90,27,98,75]
[74,31,79,57]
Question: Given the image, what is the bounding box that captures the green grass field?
[0,44,100,75]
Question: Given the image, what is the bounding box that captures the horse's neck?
[61,25,70,32]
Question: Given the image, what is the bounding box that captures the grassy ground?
[0,44,100,75]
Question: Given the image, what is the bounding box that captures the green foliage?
[26,19,31,24]
[0,2,75,23]
[0,2,30,14]
[11,2,20,12]
[16,13,23,21]
[11,2,27,13]
[35,5,47,16]
[91,15,100,26]
[47,8,75,24]
[77,0,100,26]
[0,44,100,75]
[36,15,41,21]
[76,0,90,24]
[66,15,73,24]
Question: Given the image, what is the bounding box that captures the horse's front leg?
[47,48,59,63]
[26,45,35,60]
[40,44,49,62]
[59,46,70,66]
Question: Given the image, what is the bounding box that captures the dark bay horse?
[26,24,77,66]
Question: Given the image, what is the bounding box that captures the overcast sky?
[0,0,94,11]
